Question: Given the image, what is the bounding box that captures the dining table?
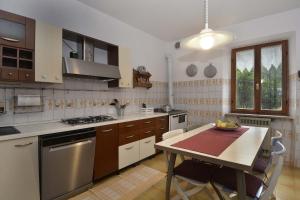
[154,123,269,200]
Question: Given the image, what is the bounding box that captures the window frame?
[231,40,289,116]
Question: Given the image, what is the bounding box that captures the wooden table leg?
[166,153,176,200]
[236,170,246,200]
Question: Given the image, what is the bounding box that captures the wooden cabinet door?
[155,116,169,142]
[118,47,133,88]
[35,20,62,83]
[94,124,118,180]
[0,137,40,200]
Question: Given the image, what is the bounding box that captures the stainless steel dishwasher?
[39,128,96,200]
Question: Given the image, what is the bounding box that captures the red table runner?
[172,127,249,156]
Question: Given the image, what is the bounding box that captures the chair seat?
[253,156,271,174]
[212,166,264,198]
[173,160,217,183]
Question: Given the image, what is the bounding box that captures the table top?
[155,124,269,171]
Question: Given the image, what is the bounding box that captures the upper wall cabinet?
[0,10,35,49]
[35,21,63,83]
[0,10,35,82]
[118,47,133,88]
[108,47,133,88]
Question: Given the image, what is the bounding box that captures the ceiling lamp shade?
[181,0,233,50]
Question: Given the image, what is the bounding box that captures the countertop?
[0,113,168,141]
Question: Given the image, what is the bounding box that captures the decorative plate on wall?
[186,64,198,77]
[204,63,217,78]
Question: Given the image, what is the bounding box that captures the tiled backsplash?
[173,78,225,129]
[0,78,168,126]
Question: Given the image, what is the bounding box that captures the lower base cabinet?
[119,141,140,169]
[0,137,40,200]
[139,136,155,160]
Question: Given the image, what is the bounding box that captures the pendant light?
[182,0,233,50]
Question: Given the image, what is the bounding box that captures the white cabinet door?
[118,141,139,169]
[0,137,40,200]
[35,20,63,83]
[118,47,133,88]
[139,136,155,160]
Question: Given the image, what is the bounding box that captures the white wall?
[0,0,168,81]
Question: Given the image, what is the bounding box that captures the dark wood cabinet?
[0,10,35,82]
[0,10,35,50]
[93,124,118,180]
[155,116,169,143]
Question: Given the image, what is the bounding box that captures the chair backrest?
[162,129,184,141]
[259,141,286,200]
[271,130,282,146]
[162,129,185,168]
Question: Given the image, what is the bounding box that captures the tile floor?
[71,153,300,200]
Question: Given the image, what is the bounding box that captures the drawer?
[119,141,139,169]
[139,118,156,129]
[18,69,34,82]
[1,68,18,81]
[140,127,155,140]
[119,121,139,134]
[119,131,139,146]
[139,136,155,160]
[97,124,117,134]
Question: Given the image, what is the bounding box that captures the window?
[231,40,288,115]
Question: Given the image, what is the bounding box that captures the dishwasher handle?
[49,139,94,152]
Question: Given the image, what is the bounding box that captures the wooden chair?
[162,129,216,200]
[211,140,286,200]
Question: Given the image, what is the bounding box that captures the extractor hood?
[62,31,121,80]
[63,57,121,80]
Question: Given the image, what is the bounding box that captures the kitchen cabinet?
[155,116,169,142]
[139,136,156,160]
[94,124,118,180]
[108,47,133,88]
[0,136,39,200]
[119,141,140,169]
[0,10,35,49]
[35,20,63,83]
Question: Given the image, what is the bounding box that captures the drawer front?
[119,131,139,146]
[139,118,156,129]
[118,141,139,169]
[18,69,34,82]
[140,127,155,140]
[119,121,139,134]
[98,124,117,134]
[0,68,18,81]
[139,136,155,160]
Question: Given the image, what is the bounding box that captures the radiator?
[239,117,271,127]
[239,117,272,153]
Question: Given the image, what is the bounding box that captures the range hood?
[62,33,121,80]
[63,57,121,80]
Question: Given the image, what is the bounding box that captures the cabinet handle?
[1,36,20,42]
[25,73,30,78]
[125,124,134,128]
[144,140,151,144]
[160,127,165,130]
[144,121,152,124]
[101,129,113,133]
[125,135,135,139]
[14,142,33,147]
[125,146,134,150]
[145,130,152,134]
[8,72,13,76]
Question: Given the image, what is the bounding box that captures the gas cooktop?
[61,115,116,125]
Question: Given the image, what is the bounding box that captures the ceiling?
[78,0,300,41]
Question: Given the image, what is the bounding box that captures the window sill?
[225,113,293,120]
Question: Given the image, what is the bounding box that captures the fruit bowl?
[214,119,240,131]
